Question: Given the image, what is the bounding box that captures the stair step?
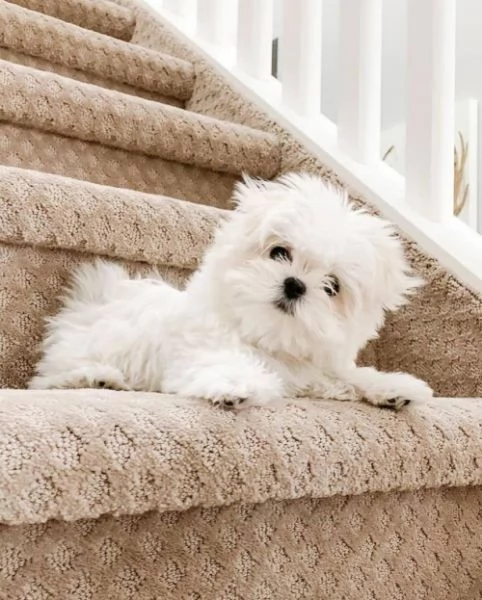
[0,165,225,269]
[4,0,135,41]
[0,1,195,103]
[0,61,281,178]
[0,122,238,207]
[0,47,182,105]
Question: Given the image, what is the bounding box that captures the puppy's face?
[204,174,421,360]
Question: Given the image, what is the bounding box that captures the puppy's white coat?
[30,173,433,410]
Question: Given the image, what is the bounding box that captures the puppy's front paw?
[175,364,284,411]
[210,395,248,410]
[29,365,130,391]
[206,380,277,410]
[202,378,280,411]
[362,372,433,411]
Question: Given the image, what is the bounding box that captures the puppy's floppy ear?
[369,217,424,311]
[233,174,269,212]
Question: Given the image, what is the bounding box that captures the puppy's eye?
[269,246,292,262]
[323,275,340,297]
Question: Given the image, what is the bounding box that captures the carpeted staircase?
[0,1,481,599]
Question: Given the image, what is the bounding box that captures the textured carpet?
[0,0,481,598]
[1,392,482,526]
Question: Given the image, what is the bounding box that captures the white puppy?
[30,173,433,410]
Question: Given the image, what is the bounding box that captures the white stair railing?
[405,0,456,222]
[196,0,236,46]
[144,0,482,294]
[281,0,322,117]
[237,0,273,80]
[163,0,196,19]
[338,0,382,164]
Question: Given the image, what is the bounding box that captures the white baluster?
[237,0,274,81]
[281,0,322,117]
[164,0,196,19]
[197,0,237,47]
[405,0,456,222]
[143,0,164,9]
[338,0,382,164]
[163,0,177,13]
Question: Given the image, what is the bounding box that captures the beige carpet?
[0,0,481,598]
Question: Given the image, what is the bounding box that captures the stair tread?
[0,0,195,101]
[4,0,135,41]
[0,60,281,178]
[0,165,226,269]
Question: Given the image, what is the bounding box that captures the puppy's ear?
[233,175,268,212]
[369,218,424,311]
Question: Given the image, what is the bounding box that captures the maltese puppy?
[30,173,433,410]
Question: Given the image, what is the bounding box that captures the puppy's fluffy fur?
[30,173,433,410]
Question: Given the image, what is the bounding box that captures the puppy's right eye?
[269,246,292,262]
[323,275,340,297]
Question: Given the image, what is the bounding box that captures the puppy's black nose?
[283,277,306,300]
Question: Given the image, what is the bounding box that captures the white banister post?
[281,0,322,117]
[143,0,163,9]
[197,0,237,47]
[237,0,274,81]
[164,0,196,19]
[338,0,382,164]
[405,0,456,222]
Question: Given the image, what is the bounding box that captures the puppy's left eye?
[269,246,292,262]
[323,275,340,297]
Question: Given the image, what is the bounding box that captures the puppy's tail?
[67,259,129,305]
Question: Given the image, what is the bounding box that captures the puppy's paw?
[69,366,131,391]
[173,363,284,411]
[205,381,275,410]
[94,375,131,392]
[362,372,433,411]
[29,365,130,392]
[210,395,248,410]
[201,380,279,411]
